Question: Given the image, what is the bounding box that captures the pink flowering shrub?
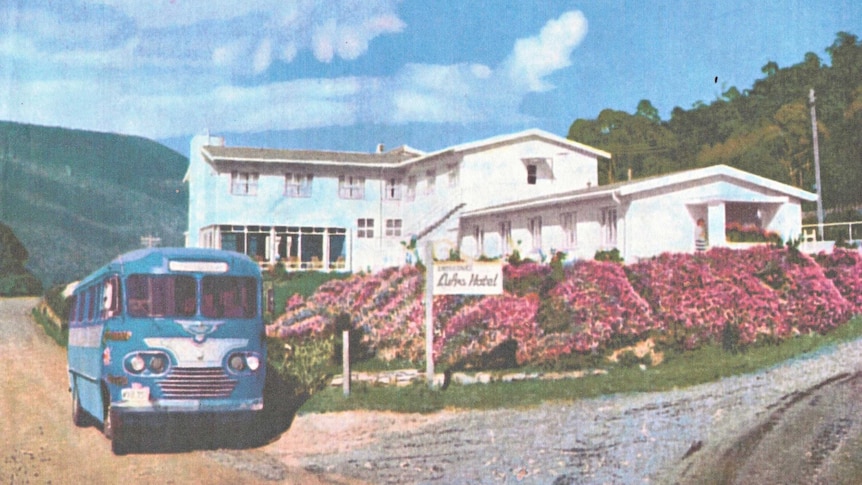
[267,245,858,369]
[815,248,862,312]
[534,261,656,361]
[434,293,540,365]
[628,246,853,349]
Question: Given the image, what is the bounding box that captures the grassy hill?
[0,121,188,286]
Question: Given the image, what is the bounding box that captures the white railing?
[801,221,862,243]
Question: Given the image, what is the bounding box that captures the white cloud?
[0,5,588,139]
[504,10,588,92]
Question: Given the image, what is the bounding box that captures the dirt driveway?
[0,297,341,484]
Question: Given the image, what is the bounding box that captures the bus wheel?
[104,404,128,455]
[71,385,89,427]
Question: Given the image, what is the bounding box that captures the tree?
[635,99,660,123]
[0,223,42,296]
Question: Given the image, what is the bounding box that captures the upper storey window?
[231,171,259,196]
[384,178,401,200]
[339,175,365,199]
[523,157,551,185]
[447,163,460,187]
[285,173,313,198]
[526,164,538,185]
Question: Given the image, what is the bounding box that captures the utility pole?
[809,89,824,239]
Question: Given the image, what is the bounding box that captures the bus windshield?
[127,275,197,318]
[201,276,257,319]
[126,275,257,319]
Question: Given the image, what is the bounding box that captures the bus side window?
[87,287,98,322]
[68,295,79,326]
[101,276,122,319]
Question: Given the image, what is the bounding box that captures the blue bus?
[67,248,266,454]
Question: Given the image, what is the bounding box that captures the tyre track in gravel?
[266,337,862,484]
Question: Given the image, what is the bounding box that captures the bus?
[67,248,266,454]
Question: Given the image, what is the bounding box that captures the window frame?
[357,218,375,239]
[529,216,542,250]
[561,211,578,249]
[384,177,402,200]
[338,175,366,199]
[526,164,538,185]
[231,170,259,196]
[284,172,313,198]
[601,207,618,247]
[385,219,403,238]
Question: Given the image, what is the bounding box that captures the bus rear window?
[201,277,257,319]
[127,275,196,318]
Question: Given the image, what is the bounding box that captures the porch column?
[323,229,330,271]
[269,227,277,265]
[707,202,726,247]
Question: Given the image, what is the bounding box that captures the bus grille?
[157,367,237,399]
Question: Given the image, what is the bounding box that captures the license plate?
[121,386,150,403]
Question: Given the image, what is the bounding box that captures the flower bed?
[267,246,860,369]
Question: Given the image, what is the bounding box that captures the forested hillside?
[0,121,188,286]
[568,32,862,212]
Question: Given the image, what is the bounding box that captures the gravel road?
[6,296,862,484]
[265,337,862,484]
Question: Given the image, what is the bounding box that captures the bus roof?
[76,248,261,290]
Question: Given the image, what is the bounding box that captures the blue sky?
[1,1,860,156]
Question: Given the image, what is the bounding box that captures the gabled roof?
[408,128,611,163]
[462,164,818,218]
[201,145,420,169]
[198,128,609,171]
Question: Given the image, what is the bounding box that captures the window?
[231,171,259,195]
[385,219,402,237]
[127,275,197,318]
[101,276,122,319]
[285,173,313,197]
[86,287,97,321]
[68,295,80,324]
[601,207,618,247]
[201,276,257,319]
[500,220,512,255]
[529,216,542,250]
[425,169,436,194]
[526,164,538,185]
[338,175,365,199]
[384,178,401,200]
[357,218,374,238]
[561,212,577,248]
[448,163,460,187]
[406,175,417,201]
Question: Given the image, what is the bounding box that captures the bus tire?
[71,384,89,427]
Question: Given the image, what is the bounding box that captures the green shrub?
[268,335,336,399]
[594,248,622,263]
[537,297,574,334]
[0,273,43,296]
[44,284,72,320]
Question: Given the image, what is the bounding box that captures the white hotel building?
[185,129,816,271]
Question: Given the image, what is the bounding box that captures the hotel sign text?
[432,261,503,296]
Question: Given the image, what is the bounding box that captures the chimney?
[377,143,385,153]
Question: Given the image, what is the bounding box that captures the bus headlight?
[149,354,167,373]
[228,354,246,372]
[129,354,146,373]
[227,352,261,373]
[246,354,260,371]
[124,351,170,375]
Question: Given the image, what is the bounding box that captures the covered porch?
[199,224,349,271]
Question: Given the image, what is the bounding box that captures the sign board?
[432,261,503,296]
